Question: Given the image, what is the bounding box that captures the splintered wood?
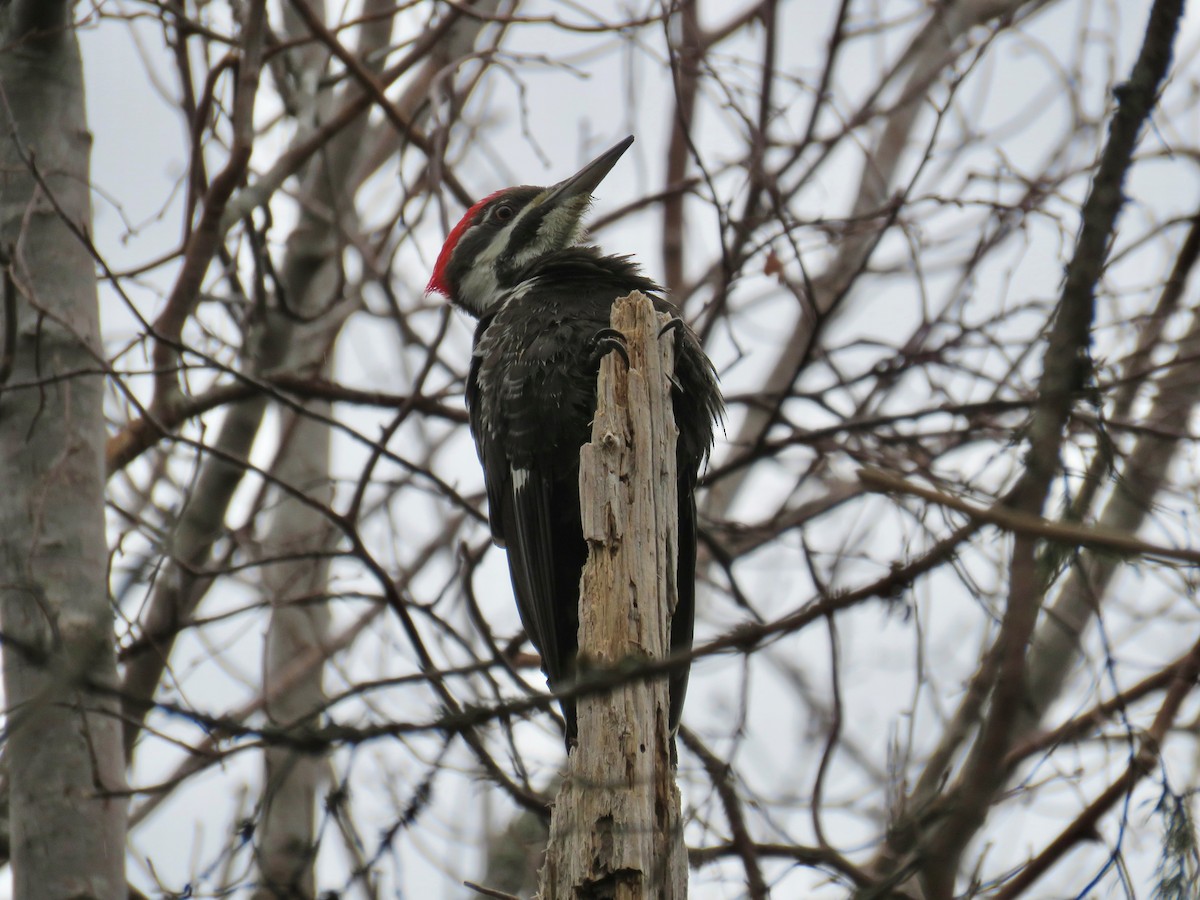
[539,291,687,899]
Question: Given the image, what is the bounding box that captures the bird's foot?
[592,327,630,367]
[658,317,686,390]
[658,316,686,339]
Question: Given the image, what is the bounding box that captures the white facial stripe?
[511,195,543,229]
[460,261,499,313]
[459,220,521,313]
[512,202,586,268]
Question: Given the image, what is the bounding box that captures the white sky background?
[46,0,1200,896]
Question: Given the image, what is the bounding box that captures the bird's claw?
[593,328,630,368]
[659,316,686,339]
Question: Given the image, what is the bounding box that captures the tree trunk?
[253,401,335,899]
[540,293,687,899]
[0,3,127,896]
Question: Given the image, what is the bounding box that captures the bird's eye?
[494,205,514,222]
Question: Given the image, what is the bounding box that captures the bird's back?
[471,250,658,469]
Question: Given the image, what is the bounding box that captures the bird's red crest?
[427,190,506,298]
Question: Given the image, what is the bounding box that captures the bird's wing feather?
[670,472,699,732]
[466,308,578,690]
[467,319,510,548]
[501,465,566,684]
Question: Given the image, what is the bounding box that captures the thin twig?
[859,467,1200,566]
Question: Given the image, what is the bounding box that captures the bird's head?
[427,135,634,316]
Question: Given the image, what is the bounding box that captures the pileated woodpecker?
[427,135,721,748]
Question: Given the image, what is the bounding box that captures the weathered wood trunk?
[540,292,687,899]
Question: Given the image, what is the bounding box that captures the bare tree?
[0,0,1198,896]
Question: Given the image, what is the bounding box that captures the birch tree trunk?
[250,2,340,893]
[252,1,505,890]
[253,399,335,898]
[540,293,687,899]
[0,1,127,896]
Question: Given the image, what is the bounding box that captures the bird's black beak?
[540,136,634,208]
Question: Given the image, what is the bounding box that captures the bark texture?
[0,4,127,896]
[540,293,687,899]
[253,401,334,899]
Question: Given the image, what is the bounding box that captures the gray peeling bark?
[540,293,687,899]
[0,3,127,897]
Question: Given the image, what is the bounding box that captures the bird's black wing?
[465,316,509,548]
[669,473,698,733]
[658,305,722,733]
[500,465,573,686]
[466,308,591,694]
